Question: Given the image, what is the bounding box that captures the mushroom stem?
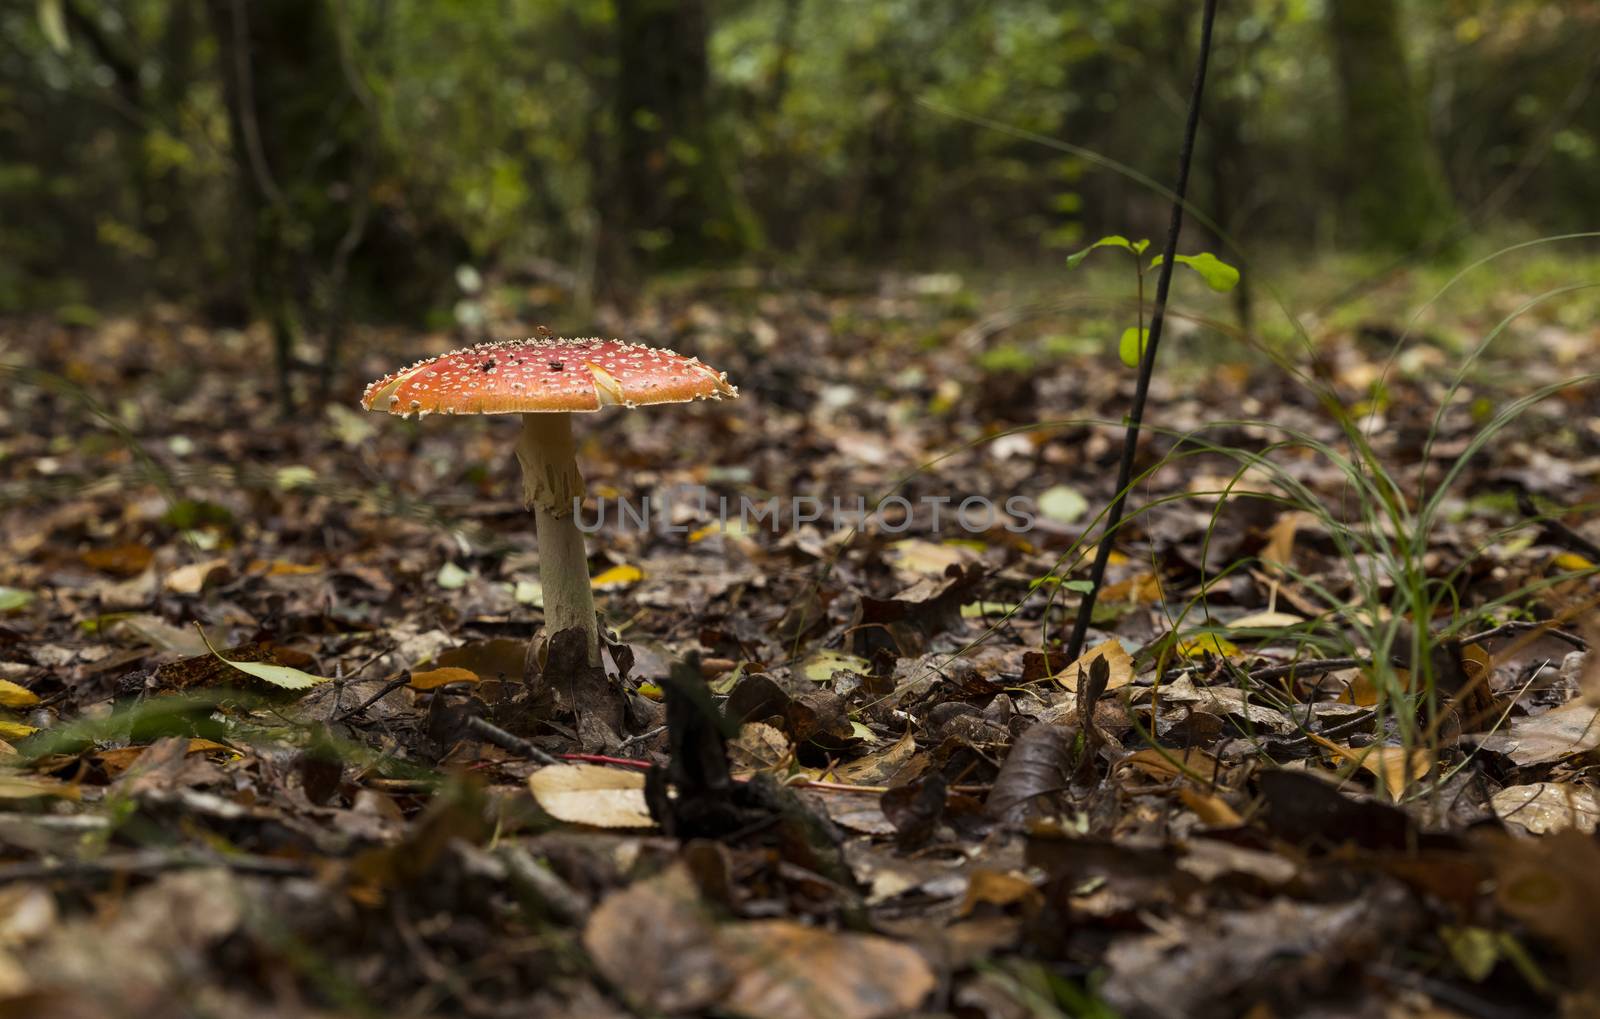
[515,412,599,664]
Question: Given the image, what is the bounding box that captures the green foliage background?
[2,0,1597,317]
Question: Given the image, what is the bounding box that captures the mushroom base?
[534,501,600,664]
[515,412,599,665]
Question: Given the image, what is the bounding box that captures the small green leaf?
[275,465,317,490]
[961,600,1019,618]
[0,588,34,613]
[1149,251,1240,292]
[1119,326,1150,368]
[436,561,471,590]
[1066,234,1137,270]
[197,626,326,690]
[1038,485,1088,524]
[1062,579,1096,594]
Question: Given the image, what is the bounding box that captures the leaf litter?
[1,277,1600,1016]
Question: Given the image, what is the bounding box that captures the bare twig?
[1248,657,1364,683]
[617,724,667,751]
[332,673,412,723]
[1461,619,1587,652]
[464,715,563,766]
[0,849,309,885]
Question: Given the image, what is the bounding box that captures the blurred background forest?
[3,0,1598,362]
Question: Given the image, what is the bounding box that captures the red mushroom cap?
[360,336,738,417]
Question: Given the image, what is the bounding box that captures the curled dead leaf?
[1309,734,1432,800]
[1056,638,1133,693]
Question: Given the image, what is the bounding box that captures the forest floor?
[3,252,1600,1018]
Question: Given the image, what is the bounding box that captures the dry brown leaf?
[528,764,655,829]
[1056,638,1133,693]
[1479,699,1600,766]
[248,559,325,576]
[1487,828,1600,971]
[1359,746,1432,801]
[806,790,896,835]
[1122,747,1225,785]
[408,666,480,690]
[720,920,936,1019]
[80,544,153,577]
[1177,786,1243,827]
[986,723,1074,823]
[1176,839,1296,885]
[583,865,729,1013]
[730,721,793,773]
[584,866,936,1019]
[112,614,211,656]
[1461,642,1493,683]
[1099,573,1164,604]
[1492,782,1600,834]
[1340,668,1382,706]
[832,730,916,785]
[1309,734,1431,800]
[957,869,1043,917]
[91,738,235,777]
[163,557,229,594]
[1261,511,1309,576]
[0,775,79,800]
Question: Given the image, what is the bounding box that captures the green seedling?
[1066,234,1240,367]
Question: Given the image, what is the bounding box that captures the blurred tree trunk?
[614,0,758,267]
[766,0,802,114]
[204,0,452,411]
[60,1,156,238]
[1325,0,1456,249]
[858,75,911,253]
[209,0,356,412]
[1206,97,1252,336]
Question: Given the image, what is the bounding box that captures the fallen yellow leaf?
[0,680,39,709]
[1176,633,1239,658]
[591,564,644,590]
[1554,552,1596,573]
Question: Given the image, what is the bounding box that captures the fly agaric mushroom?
[361,332,737,663]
